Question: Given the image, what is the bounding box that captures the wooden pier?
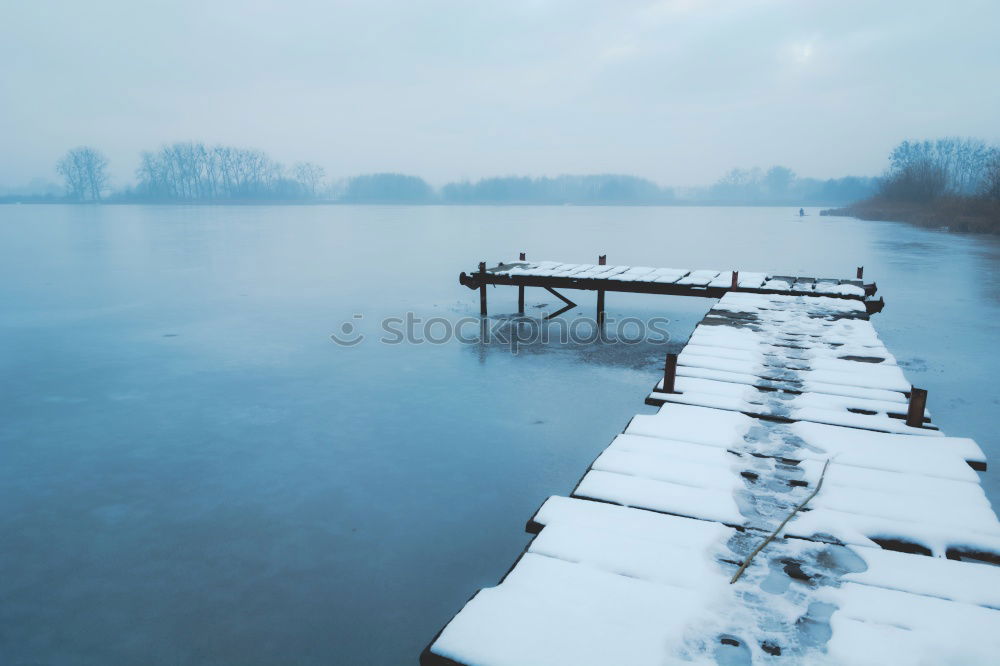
[459,257,885,318]
[424,260,1000,665]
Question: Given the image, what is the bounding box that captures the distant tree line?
[689,165,877,205]
[341,173,434,203]
[33,142,885,206]
[130,142,326,201]
[442,175,673,204]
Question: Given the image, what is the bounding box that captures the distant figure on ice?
[799,208,805,216]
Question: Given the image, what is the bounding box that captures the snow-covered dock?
[459,257,885,319]
[424,285,1000,665]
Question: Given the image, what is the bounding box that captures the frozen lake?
[1,204,998,664]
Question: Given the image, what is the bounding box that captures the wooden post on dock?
[906,387,928,427]
[479,262,488,316]
[596,255,607,327]
[857,266,864,279]
[731,271,739,289]
[662,353,679,393]
[517,253,526,314]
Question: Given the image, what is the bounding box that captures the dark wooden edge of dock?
[459,270,876,301]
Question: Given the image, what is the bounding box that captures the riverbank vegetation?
[823,138,1000,234]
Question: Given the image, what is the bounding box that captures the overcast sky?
[2,0,998,188]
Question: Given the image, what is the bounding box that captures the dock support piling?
[597,255,607,327]
[662,353,679,393]
[906,387,928,427]
[517,252,526,314]
[731,271,739,289]
[478,261,488,316]
[857,266,864,279]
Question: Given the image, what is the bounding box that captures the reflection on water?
[465,315,684,370]
[0,205,998,665]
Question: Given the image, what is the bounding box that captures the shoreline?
[822,197,1000,234]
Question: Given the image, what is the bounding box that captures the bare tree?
[56,147,109,201]
[887,138,994,197]
[292,162,326,197]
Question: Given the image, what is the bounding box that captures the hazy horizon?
[3,0,999,189]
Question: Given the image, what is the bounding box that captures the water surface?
[1,205,997,665]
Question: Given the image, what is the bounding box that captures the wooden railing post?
[906,387,927,427]
[517,252,526,313]
[662,353,678,393]
[596,254,607,326]
[731,270,739,289]
[478,261,488,316]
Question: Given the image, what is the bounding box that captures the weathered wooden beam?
[459,271,873,304]
[662,353,679,393]
[517,252,526,314]
[906,387,928,428]
[865,297,885,315]
[478,261,487,316]
[597,254,606,326]
[541,287,577,320]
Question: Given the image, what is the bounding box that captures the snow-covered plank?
[548,263,595,277]
[598,411,994,552]
[573,469,745,525]
[676,269,722,286]
[427,496,1000,666]
[533,498,1000,610]
[822,582,1000,665]
[761,276,795,291]
[840,544,1000,608]
[624,403,984,481]
[528,497,729,588]
[592,447,738,492]
[683,340,897,365]
[791,278,817,294]
[790,420,986,475]
[707,271,737,288]
[736,271,768,288]
[787,502,1000,558]
[611,266,658,282]
[716,291,868,315]
[673,355,908,405]
[598,434,995,541]
[649,268,690,283]
[647,375,934,435]
[427,553,708,666]
[815,281,866,297]
[677,349,912,393]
